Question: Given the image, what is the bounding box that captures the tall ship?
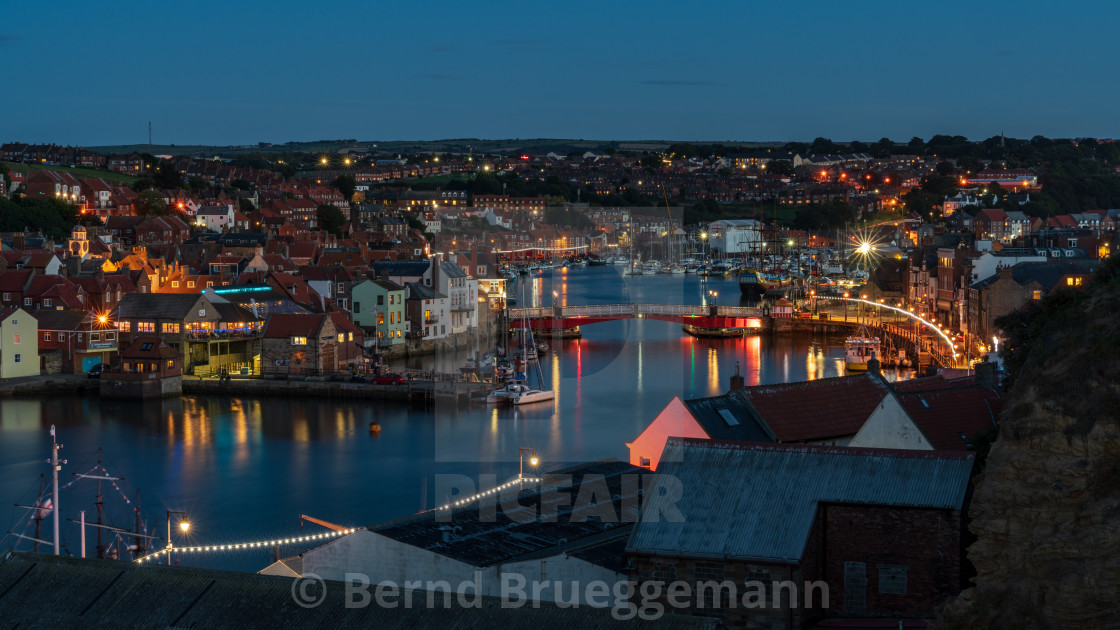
[738,268,792,299]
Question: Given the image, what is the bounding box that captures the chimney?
[975,361,996,391]
[729,361,745,392]
[867,355,882,377]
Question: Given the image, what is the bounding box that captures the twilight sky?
[3,0,1116,146]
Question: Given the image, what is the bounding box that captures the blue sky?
[3,0,1115,146]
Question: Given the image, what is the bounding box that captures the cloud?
[491,38,542,51]
[411,73,461,80]
[639,79,721,86]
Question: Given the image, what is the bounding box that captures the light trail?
[819,296,957,357]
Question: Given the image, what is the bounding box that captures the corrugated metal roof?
[0,551,716,629]
[628,439,973,563]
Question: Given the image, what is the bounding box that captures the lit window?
[119,321,130,332]
[1032,290,1042,300]
[162,323,180,333]
[378,313,385,325]
[292,336,307,345]
[12,334,19,345]
[138,322,155,333]
[337,333,344,342]
[172,281,179,288]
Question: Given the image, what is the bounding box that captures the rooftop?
[629,439,974,563]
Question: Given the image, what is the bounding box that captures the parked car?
[370,374,407,385]
[87,364,104,379]
[349,374,366,383]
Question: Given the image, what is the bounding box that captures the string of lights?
[134,528,359,563]
[436,476,541,511]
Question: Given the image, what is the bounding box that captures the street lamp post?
[519,448,540,489]
[166,510,190,565]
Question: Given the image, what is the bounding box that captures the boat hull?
[512,390,555,405]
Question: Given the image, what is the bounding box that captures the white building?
[706,219,762,254]
[426,259,478,334]
[194,205,233,231]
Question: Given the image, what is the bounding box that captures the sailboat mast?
[96,448,104,560]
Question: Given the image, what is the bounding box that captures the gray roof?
[405,282,446,300]
[0,550,714,629]
[971,261,1091,291]
[116,293,206,319]
[439,260,467,278]
[369,461,646,567]
[628,439,973,563]
[682,394,773,442]
[30,309,89,331]
[371,261,431,277]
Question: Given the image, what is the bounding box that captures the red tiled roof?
[263,313,326,339]
[737,374,891,442]
[0,269,34,292]
[896,385,1001,450]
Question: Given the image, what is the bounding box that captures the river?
[0,266,898,571]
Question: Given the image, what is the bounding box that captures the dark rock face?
[940,260,1120,628]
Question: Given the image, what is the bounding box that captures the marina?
[0,266,910,573]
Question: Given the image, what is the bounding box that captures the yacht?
[511,386,556,405]
[487,381,528,405]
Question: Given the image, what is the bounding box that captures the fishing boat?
[844,325,881,372]
[536,341,549,354]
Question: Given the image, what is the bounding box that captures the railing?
[507,303,765,320]
[186,329,262,341]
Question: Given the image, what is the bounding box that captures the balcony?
[186,327,262,341]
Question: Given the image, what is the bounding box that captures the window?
[879,565,907,595]
[188,281,195,288]
[140,342,153,351]
[105,332,115,341]
[844,562,867,614]
[23,298,31,306]
[44,332,51,341]
[206,281,213,288]
[639,457,651,468]
[13,353,20,364]
[1032,290,1042,300]
[167,359,175,368]
[90,333,100,342]
[77,333,82,342]
[172,281,180,288]
[377,313,385,325]
[292,336,307,345]
[1,293,7,301]
[58,332,65,342]
[119,321,130,332]
[377,295,384,306]
[337,333,344,342]
[377,331,382,338]
[348,332,353,341]
[352,302,360,313]
[162,323,180,334]
[12,334,19,345]
[138,322,155,333]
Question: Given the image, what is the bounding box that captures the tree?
[133,190,168,216]
[229,178,252,191]
[331,174,356,200]
[187,176,208,193]
[316,204,345,235]
[239,198,256,214]
[152,161,182,189]
[0,196,85,239]
[768,160,794,176]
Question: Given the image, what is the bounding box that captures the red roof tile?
[263,313,326,339]
[737,374,891,442]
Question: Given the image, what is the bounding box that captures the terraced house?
[350,278,406,347]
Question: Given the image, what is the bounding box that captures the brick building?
[627,439,974,627]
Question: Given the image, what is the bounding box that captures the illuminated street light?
[166,510,190,566]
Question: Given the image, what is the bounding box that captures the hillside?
[939,256,1120,628]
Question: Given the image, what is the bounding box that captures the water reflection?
[1,268,913,572]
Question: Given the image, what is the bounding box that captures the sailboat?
[486,285,554,405]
